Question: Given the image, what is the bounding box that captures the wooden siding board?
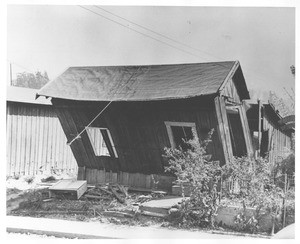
[221,78,241,104]
[70,109,99,169]
[15,105,22,175]
[55,108,86,167]
[29,107,36,175]
[24,107,32,175]
[6,102,77,177]
[239,103,253,156]
[20,106,27,175]
[214,96,230,163]
[219,97,233,159]
[6,105,12,176]
[50,97,233,174]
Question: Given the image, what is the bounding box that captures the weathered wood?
[258,100,262,157]
[109,185,125,203]
[117,184,129,197]
[103,210,134,218]
[239,102,253,156]
[5,102,77,177]
[218,96,233,160]
[278,115,295,125]
[96,169,105,184]
[85,194,110,200]
[214,96,230,163]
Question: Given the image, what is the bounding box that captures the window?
[86,127,118,158]
[164,121,197,150]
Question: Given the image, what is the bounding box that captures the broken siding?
[6,102,77,176]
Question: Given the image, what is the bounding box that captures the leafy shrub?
[164,129,222,228]
[222,156,286,233]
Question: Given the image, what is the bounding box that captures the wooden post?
[282,173,287,227]
[258,99,262,157]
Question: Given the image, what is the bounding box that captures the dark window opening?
[171,126,194,150]
[165,121,197,151]
[227,109,247,157]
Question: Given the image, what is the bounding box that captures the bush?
[164,129,222,228]
[222,156,286,233]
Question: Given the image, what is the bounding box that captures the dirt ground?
[6,176,167,228]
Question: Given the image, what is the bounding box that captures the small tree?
[164,129,222,228]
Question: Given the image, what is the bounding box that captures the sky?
[6,5,295,97]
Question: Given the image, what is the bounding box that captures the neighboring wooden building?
[37,61,253,190]
[6,86,77,177]
[245,100,293,164]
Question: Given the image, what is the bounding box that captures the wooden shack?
[245,100,293,164]
[37,61,253,190]
[6,86,77,176]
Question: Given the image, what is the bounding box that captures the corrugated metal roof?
[37,61,243,102]
[7,86,51,105]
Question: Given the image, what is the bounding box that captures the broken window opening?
[165,121,197,150]
[226,107,247,157]
[86,127,118,158]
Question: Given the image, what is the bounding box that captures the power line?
[78,5,209,62]
[79,6,290,88]
[78,6,244,83]
[94,6,221,62]
[91,6,295,88]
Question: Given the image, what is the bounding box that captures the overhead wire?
[83,5,294,88]
[93,5,220,61]
[78,5,209,62]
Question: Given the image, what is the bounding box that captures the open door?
[226,107,247,157]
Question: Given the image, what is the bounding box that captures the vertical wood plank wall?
[263,111,292,165]
[6,102,77,176]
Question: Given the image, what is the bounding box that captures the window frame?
[86,127,118,158]
[164,121,197,149]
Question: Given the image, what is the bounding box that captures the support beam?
[258,100,262,157]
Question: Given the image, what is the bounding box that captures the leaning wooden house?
[37,61,253,190]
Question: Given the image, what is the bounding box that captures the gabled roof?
[7,86,51,105]
[37,61,249,102]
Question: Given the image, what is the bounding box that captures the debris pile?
[8,180,170,227]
